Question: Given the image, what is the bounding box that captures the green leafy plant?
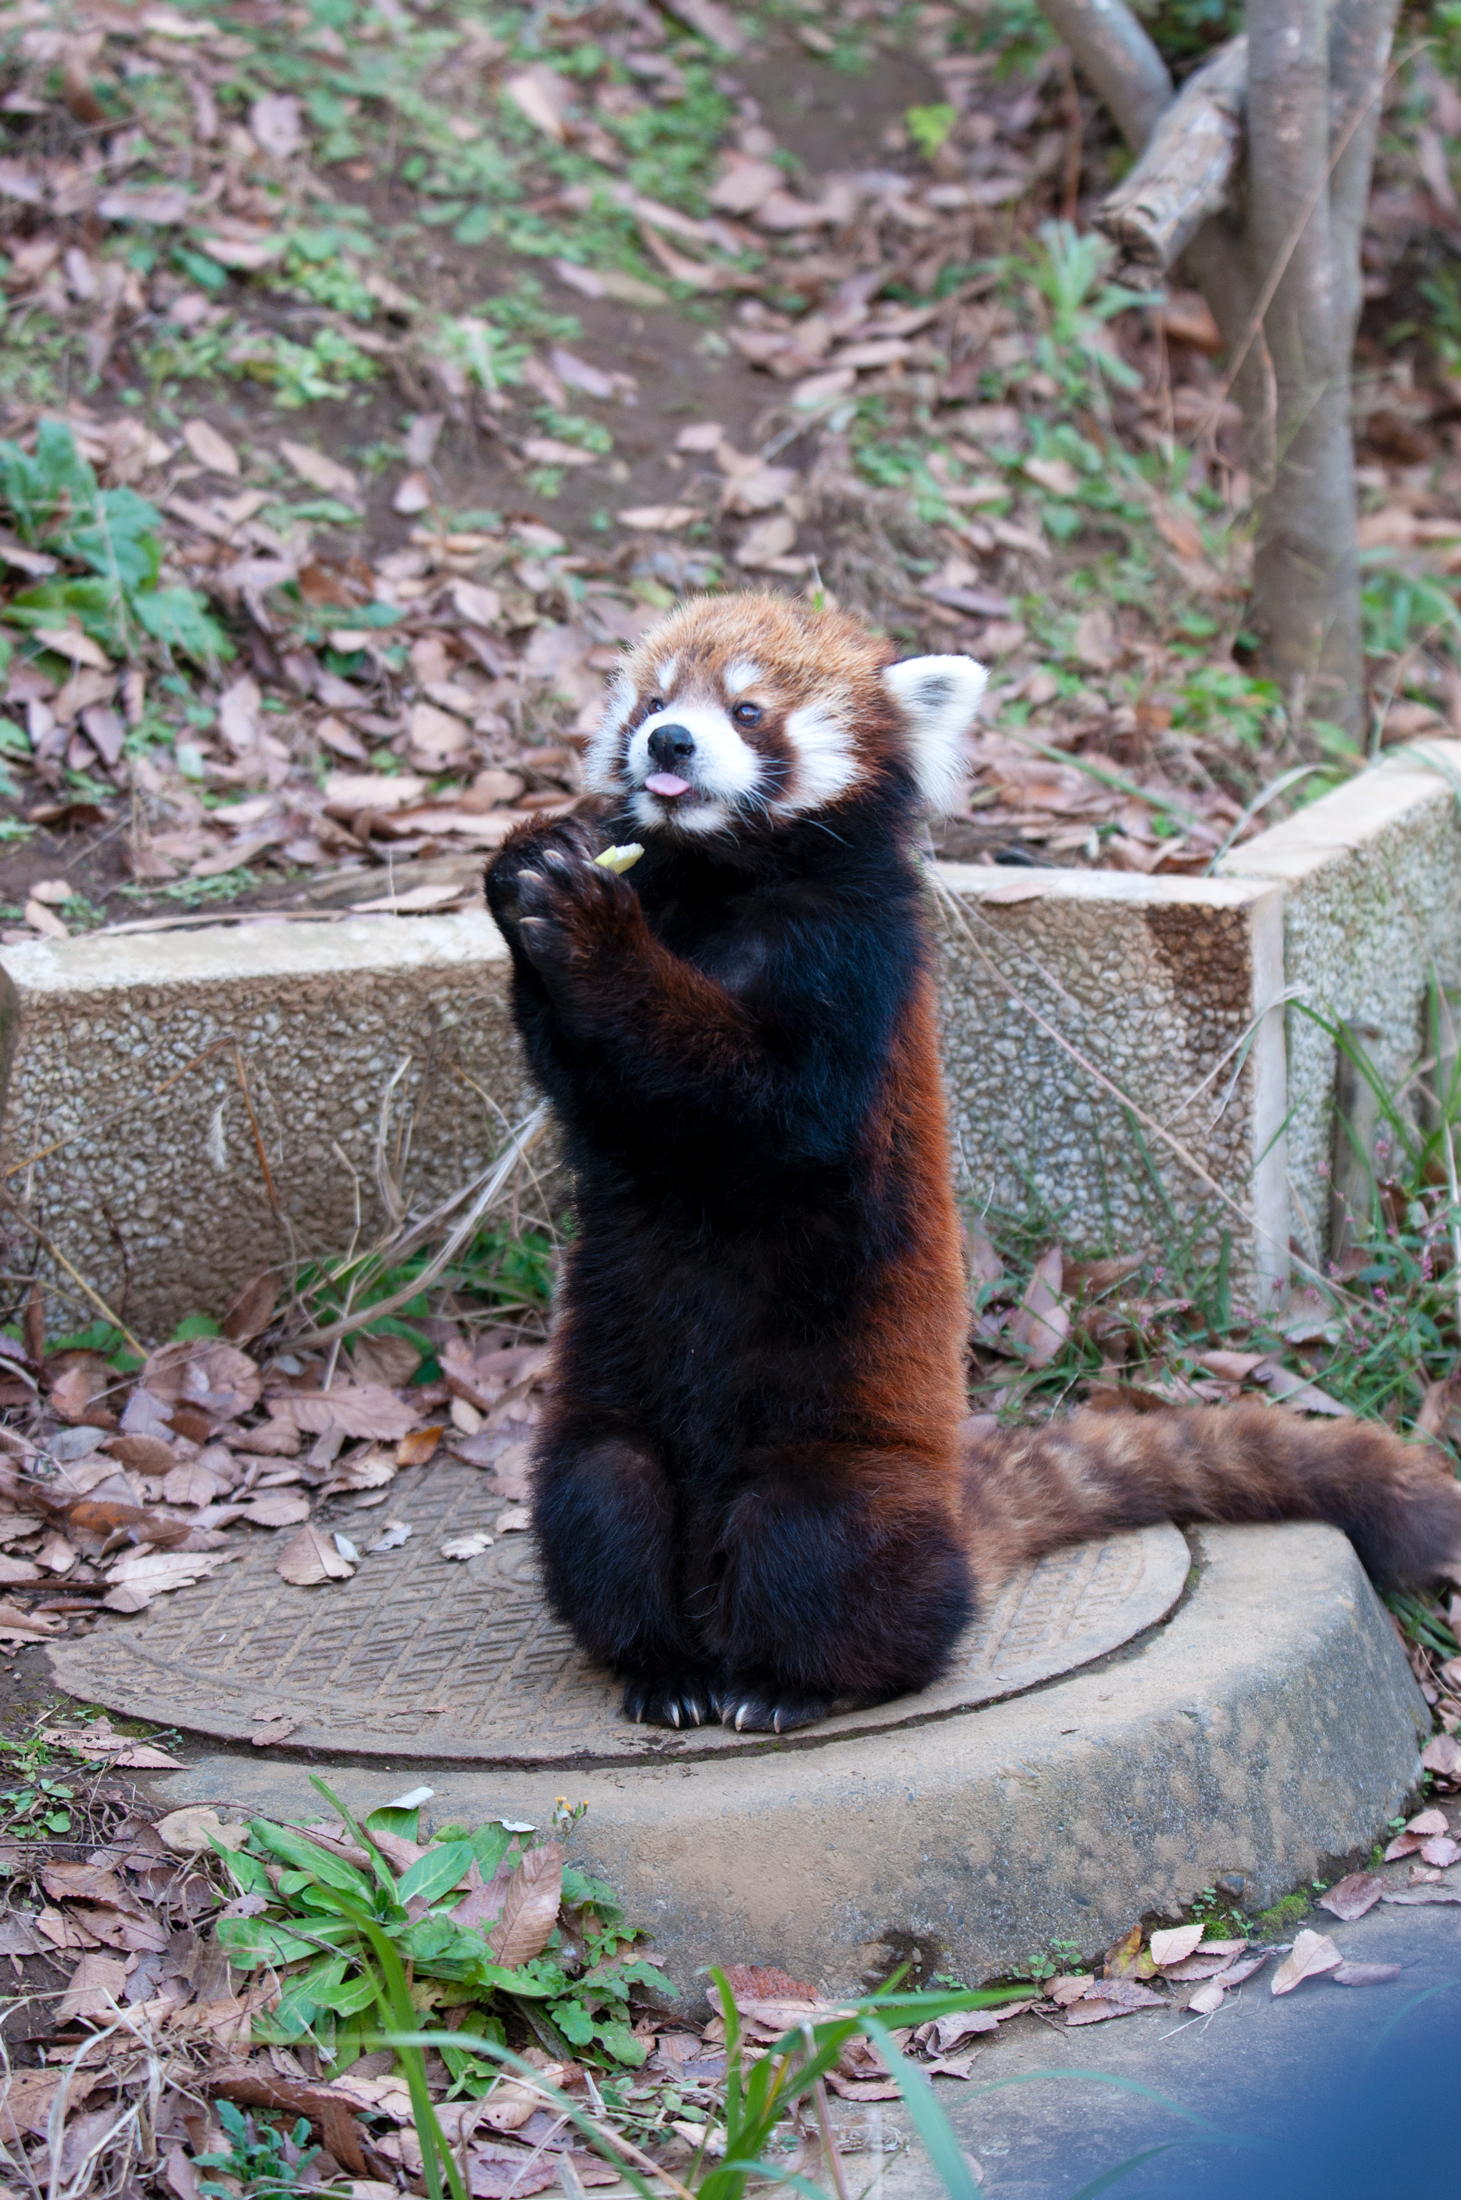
[1023,221,1150,404]
[0,418,231,664]
[905,102,958,158]
[0,1737,76,1836]
[194,2099,337,2200]
[213,1779,672,2076]
[1360,550,1461,660]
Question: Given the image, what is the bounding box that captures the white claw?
[669,1702,681,1727]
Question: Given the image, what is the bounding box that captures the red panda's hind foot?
[622,1669,718,1729]
[712,1676,890,1733]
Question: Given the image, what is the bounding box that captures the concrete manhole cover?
[48,1460,1190,1765]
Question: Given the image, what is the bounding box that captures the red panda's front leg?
[514,837,766,1097]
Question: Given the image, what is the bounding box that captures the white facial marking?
[582,665,636,794]
[625,697,763,835]
[780,703,859,812]
[724,659,762,697]
[881,654,988,812]
[629,790,729,837]
[656,654,679,694]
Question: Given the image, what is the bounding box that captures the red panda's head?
[582,593,987,840]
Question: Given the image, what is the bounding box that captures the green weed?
[118,870,263,907]
[195,2100,337,2200]
[0,418,231,665]
[217,1780,677,2074]
[905,102,958,157]
[0,1728,77,1838]
[1361,551,1461,660]
[1023,221,1150,405]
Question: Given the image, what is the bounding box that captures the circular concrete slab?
[118,1524,1430,1994]
[46,1458,1189,1762]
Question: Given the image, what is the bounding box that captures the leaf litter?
[0,1271,554,1633]
[0,0,1456,939]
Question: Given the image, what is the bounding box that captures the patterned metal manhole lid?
[46,1459,1189,1765]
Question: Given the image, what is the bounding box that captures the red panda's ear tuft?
[882,655,988,813]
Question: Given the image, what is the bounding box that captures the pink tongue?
[646,772,691,797]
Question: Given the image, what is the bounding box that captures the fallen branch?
[1094,36,1248,281]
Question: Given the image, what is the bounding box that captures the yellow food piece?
[594,843,645,874]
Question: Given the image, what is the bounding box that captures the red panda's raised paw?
[516,842,641,979]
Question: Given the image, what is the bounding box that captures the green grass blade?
[859,2013,980,2200]
[1067,2142,1176,2198]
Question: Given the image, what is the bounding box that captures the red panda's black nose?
[648,724,695,768]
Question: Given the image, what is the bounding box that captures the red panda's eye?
[732,701,762,726]
[645,698,663,715]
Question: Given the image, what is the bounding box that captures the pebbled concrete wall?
[0,912,540,1339]
[1220,741,1461,1269]
[932,867,1288,1314]
[0,870,1290,1338]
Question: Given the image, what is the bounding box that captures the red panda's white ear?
[882,654,988,813]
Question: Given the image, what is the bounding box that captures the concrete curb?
[1,742,1458,1329]
[144,1522,1427,1992]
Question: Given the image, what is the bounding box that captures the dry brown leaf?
[1332,1961,1402,1987]
[1102,1923,1147,1979]
[735,513,797,568]
[505,64,572,141]
[397,1426,444,1468]
[279,440,360,500]
[824,2071,901,2100]
[0,1598,66,1641]
[393,468,433,514]
[157,1806,250,1854]
[488,1842,563,1966]
[0,2068,66,2143]
[238,1491,312,1528]
[442,1531,494,1560]
[251,1716,299,1746]
[276,1523,355,1585]
[1149,1924,1205,1968]
[290,1385,416,1441]
[350,1332,422,1388]
[617,504,699,532]
[1270,1929,1342,1995]
[182,419,240,476]
[1421,1733,1461,1776]
[142,1338,261,1419]
[1046,1976,1092,2007]
[1006,1246,1070,1368]
[103,1549,233,1610]
[249,90,301,156]
[221,1271,281,1343]
[58,1951,129,2022]
[1066,1980,1163,2025]
[1186,1981,1226,2015]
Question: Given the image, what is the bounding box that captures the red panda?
[485,592,1461,1734]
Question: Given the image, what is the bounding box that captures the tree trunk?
[1042,0,1398,745]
